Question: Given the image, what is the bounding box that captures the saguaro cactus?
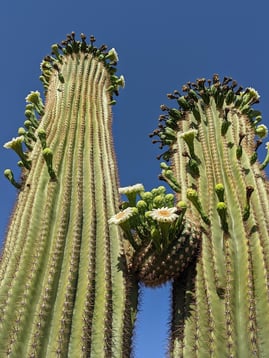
[0,33,137,357]
[152,75,269,357]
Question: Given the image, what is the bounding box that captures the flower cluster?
[109,184,187,252]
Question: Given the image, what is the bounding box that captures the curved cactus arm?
[152,76,269,357]
[0,33,137,357]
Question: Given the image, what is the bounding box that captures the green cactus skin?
[153,76,269,357]
[0,34,137,357]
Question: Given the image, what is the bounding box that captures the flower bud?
[255,124,268,139]
[43,148,56,180]
[4,169,21,189]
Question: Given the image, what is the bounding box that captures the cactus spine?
[0,33,137,357]
[152,76,269,357]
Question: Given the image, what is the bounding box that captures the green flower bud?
[24,120,33,129]
[136,200,148,212]
[25,109,34,118]
[140,192,154,206]
[260,142,269,170]
[51,44,59,55]
[160,162,170,170]
[18,127,26,136]
[168,108,183,120]
[58,73,65,83]
[176,200,187,210]
[17,160,24,167]
[153,195,165,208]
[164,126,177,140]
[255,124,268,139]
[216,202,228,232]
[51,44,63,63]
[38,129,47,149]
[43,147,56,180]
[151,186,166,196]
[160,169,181,193]
[186,188,210,224]
[177,96,190,111]
[175,200,187,222]
[4,169,21,189]
[215,183,225,202]
[165,193,175,207]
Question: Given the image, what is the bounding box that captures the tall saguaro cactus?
[0,33,137,357]
[153,76,269,357]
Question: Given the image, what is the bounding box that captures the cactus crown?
[3,33,125,188]
[151,74,262,159]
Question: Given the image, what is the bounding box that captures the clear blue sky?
[0,1,268,357]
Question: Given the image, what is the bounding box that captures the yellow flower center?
[116,212,126,220]
[158,210,170,217]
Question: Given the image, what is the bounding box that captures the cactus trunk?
[154,77,269,357]
[0,35,137,357]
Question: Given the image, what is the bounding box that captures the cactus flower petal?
[148,207,179,223]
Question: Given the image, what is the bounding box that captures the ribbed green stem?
[0,39,137,357]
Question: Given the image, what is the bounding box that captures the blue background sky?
[0,1,268,357]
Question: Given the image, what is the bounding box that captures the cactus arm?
[0,34,136,357]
